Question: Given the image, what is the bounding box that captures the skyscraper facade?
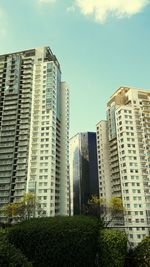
[96,87,150,246]
[96,120,111,200]
[0,47,69,218]
[70,132,99,215]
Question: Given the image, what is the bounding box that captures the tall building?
[0,47,70,218]
[96,120,111,200]
[96,87,150,246]
[70,132,99,215]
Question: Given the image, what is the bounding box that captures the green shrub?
[8,216,98,267]
[0,231,32,267]
[98,229,127,267]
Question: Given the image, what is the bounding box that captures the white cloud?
[67,5,75,13]
[39,0,56,4]
[74,0,149,23]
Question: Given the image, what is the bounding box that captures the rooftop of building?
[0,46,61,71]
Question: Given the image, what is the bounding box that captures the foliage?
[132,237,150,267]
[7,216,99,267]
[87,195,124,226]
[109,196,125,213]
[0,229,32,267]
[98,229,127,267]
[0,193,43,222]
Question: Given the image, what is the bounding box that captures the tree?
[0,193,43,223]
[133,237,150,267]
[109,196,125,225]
[87,195,125,226]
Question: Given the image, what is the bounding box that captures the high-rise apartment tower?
[96,87,150,246]
[0,47,69,218]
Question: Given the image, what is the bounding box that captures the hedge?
[7,216,98,267]
[98,229,127,267]
[0,230,32,267]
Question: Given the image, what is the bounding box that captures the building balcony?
[14,184,25,190]
[0,185,10,190]
[18,136,28,142]
[1,131,15,137]
[0,179,10,184]
[0,148,14,153]
[0,166,12,171]
[21,104,30,109]
[0,192,10,197]
[17,153,27,158]
[2,120,16,126]
[1,126,16,131]
[19,124,29,130]
[16,165,26,171]
[15,178,25,183]
[19,128,29,135]
[0,172,11,178]
[0,142,14,148]
[0,199,9,204]
[0,137,15,143]
[14,190,25,197]
[0,159,12,165]
[20,109,30,114]
[4,100,18,105]
[18,147,28,152]
[0,154,13,159]
[3,105,17,111]
[16,171,26,177]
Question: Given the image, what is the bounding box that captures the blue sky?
[0,0,150,136]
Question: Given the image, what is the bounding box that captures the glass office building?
[70,132,99,215]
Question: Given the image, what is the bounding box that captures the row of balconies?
[14,184,25,190]
[2,120,16,126]
[2,110,17,116]
[18,146,28,152]
[0,198,9,204]
[0,165,12,171]
[14,190,25,197]
[4,95,18,101]
[0,185,10,190]
[0,142,14,148]
[0,143,14,151]
[17,156,28,162]
[0,191,10,197]
[17,158,27,164]
[4,100,18,105]
[2,115,17,124]
[19,124,29,130]
[0,179,10,184]
[16,171,26,177]
[1,126,16,131]
[20,108,30,114]
[0,154,12,159]
[3,105,17,111]
[0,137,15,143]
[19,135,28,141]
[0,159,12,165]
[0,171,11,177]
[16,165,26,171]
[15,178,25,183]
[18,140,28,146]
[1,131,15,136]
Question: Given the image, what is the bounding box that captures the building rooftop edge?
[70,131,96,140]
